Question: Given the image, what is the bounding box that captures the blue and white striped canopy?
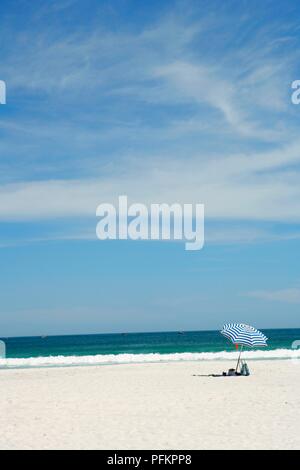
[221,323,268,348]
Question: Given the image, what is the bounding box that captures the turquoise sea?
[0,328,299,368]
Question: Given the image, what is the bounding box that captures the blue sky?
[0,0,300,336]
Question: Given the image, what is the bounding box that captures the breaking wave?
[0,348,299,369]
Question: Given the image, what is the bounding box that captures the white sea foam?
[0,349,299,369]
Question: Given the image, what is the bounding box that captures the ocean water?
[0,329,299,369]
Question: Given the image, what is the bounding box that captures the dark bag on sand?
[241,363,250,376]
[228,368,236,376]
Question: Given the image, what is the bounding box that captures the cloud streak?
[1,138,300,223]
[247,288,300,304]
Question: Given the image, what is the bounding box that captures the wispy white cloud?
[155,61,281,141]
[2,3,297,138]
[247,288,300,304]
[1,138,300,223]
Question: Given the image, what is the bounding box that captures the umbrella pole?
[235,345,243,373]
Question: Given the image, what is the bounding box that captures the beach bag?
[241,362,250,376]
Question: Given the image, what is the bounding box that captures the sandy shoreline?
[0,360,299,450]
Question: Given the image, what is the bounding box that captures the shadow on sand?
[192,373,246,378]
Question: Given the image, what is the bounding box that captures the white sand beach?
[0,360,299,450]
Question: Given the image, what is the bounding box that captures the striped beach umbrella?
[221,323,268,372]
